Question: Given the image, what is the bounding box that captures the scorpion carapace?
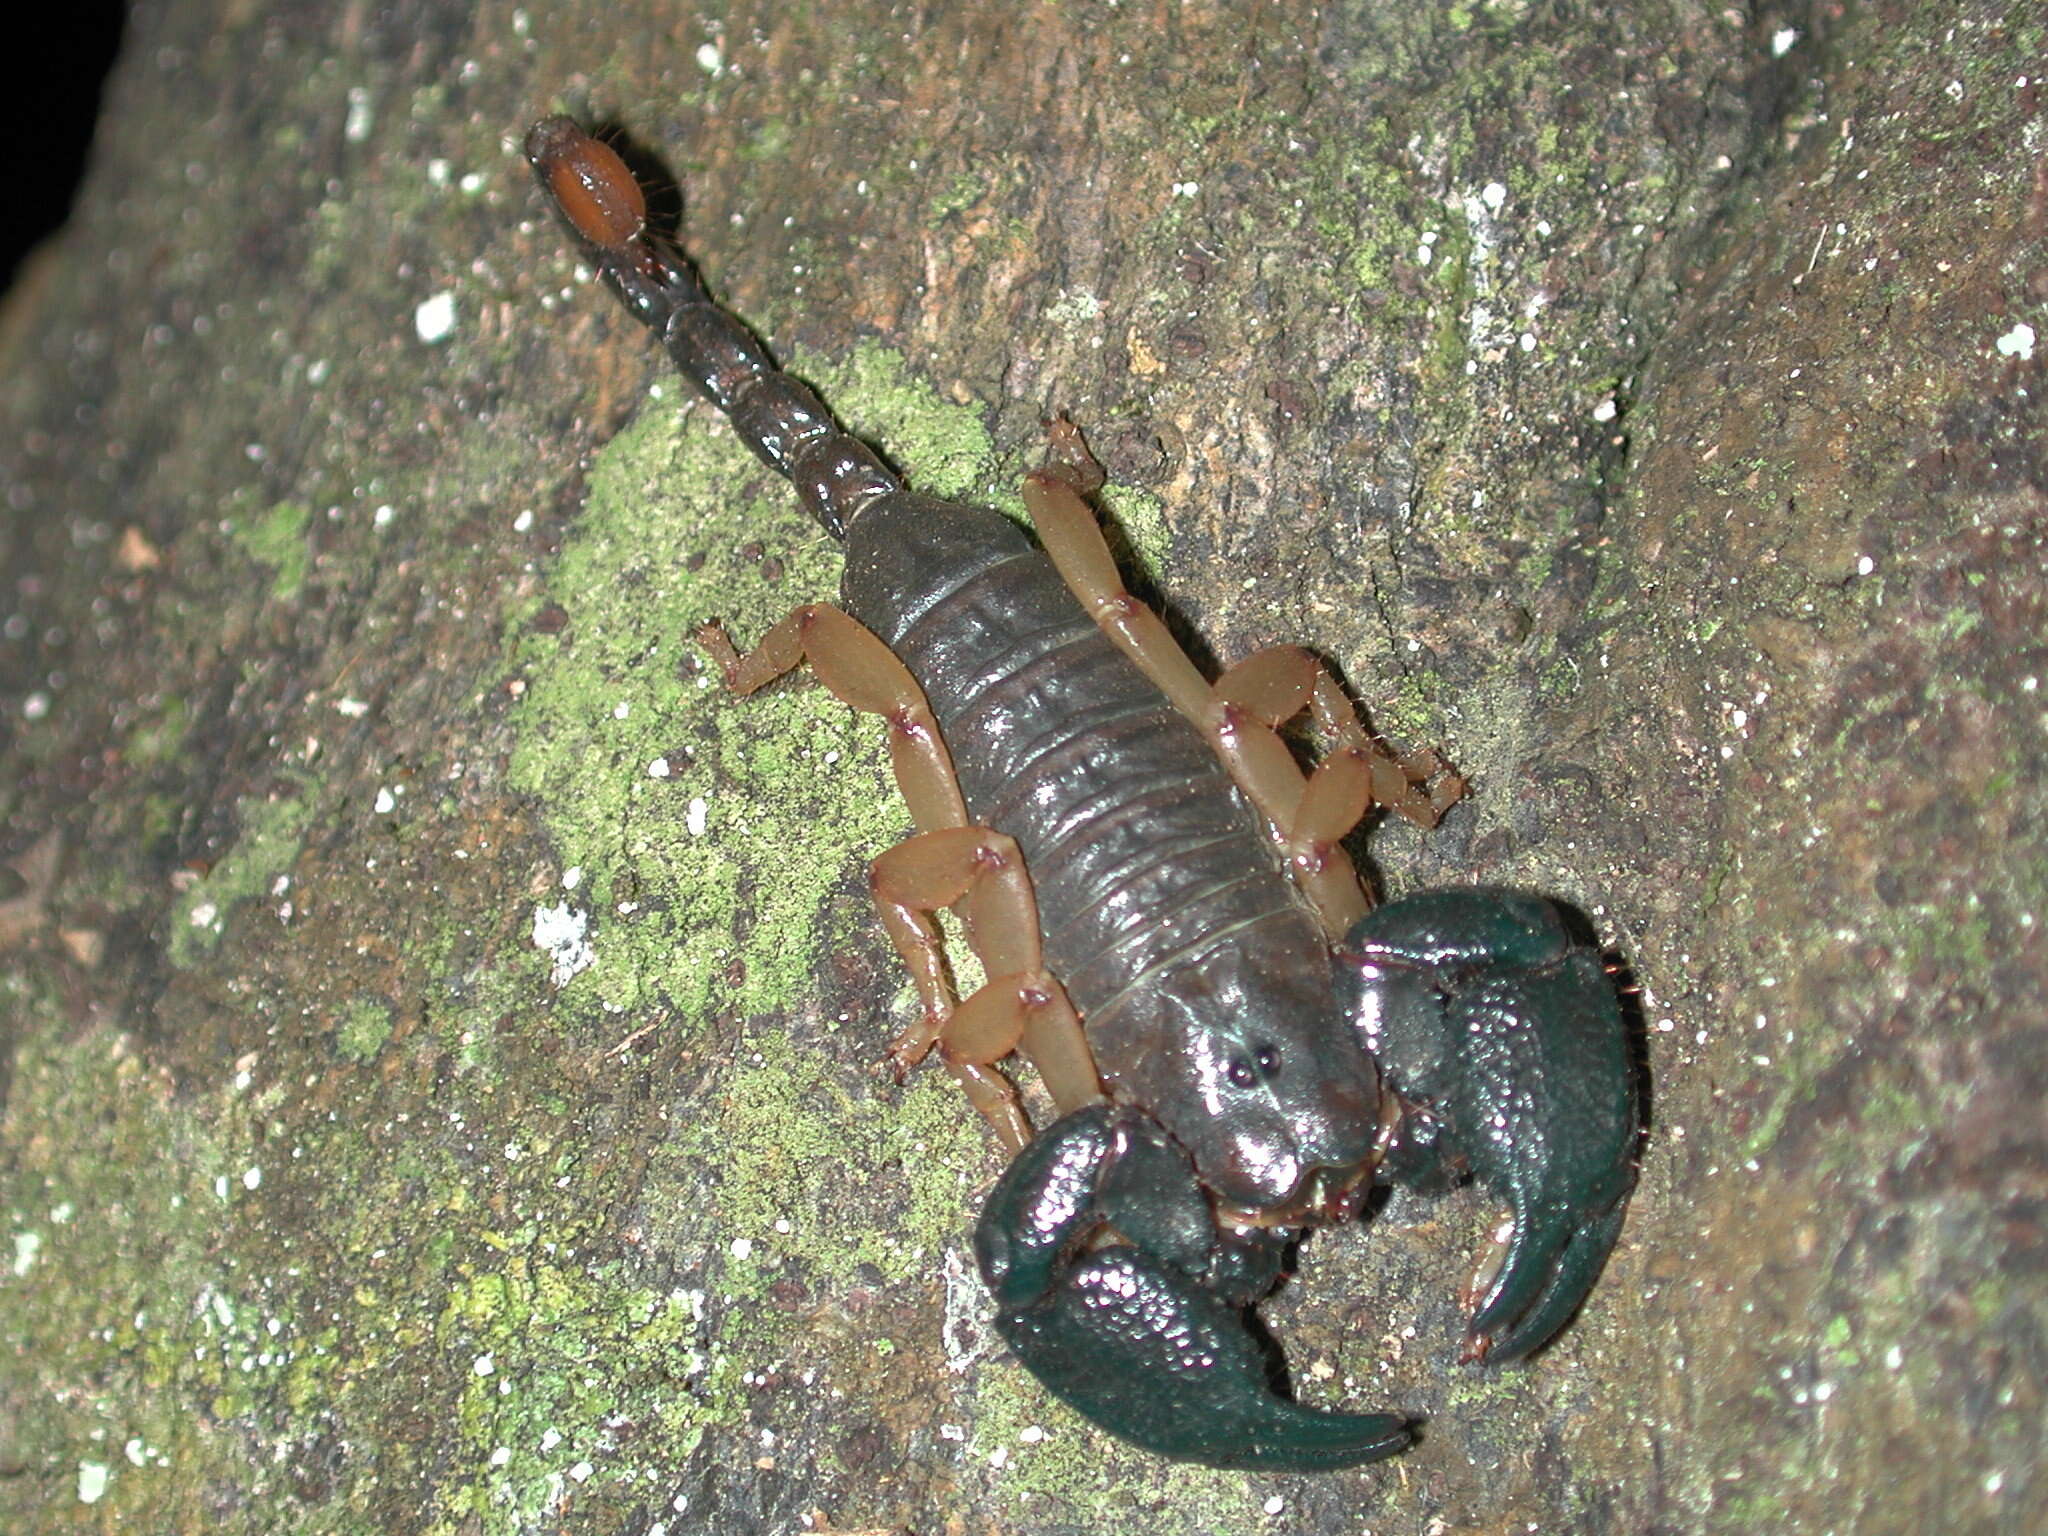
[525,115,1640,1472]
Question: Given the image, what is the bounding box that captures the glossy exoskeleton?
[525,115,1638,1471]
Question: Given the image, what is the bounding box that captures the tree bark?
[2,1,2042,1532]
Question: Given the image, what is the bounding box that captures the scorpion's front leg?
[975,1104,1415,1471]
[1337,888,1639,1363]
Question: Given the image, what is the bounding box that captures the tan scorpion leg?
[1021,468,1459,941]
[869,827,1098,1148]
[697,605,1099,1152]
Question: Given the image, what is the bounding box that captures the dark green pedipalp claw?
[1338,888,1639,1364]
[975,1106,1414,1471]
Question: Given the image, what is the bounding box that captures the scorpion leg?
[698,605,968,834]
[975,1103,1415,1470]
[697,607,1100,1146]
[1335,888,1638,1363]
[868,826,1101,1140]
[1022,471,1445,938]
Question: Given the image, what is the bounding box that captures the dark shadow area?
[0,4,123,294]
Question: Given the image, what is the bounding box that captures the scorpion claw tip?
[997,1246,1413,1471]
[1463,1201,1629,1365]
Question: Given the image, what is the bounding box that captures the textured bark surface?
[2,2,2042,1533]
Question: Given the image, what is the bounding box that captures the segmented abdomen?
[840,494,1316,1046]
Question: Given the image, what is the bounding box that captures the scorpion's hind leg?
[698,604,969,835]
[1334,888,1639,1363]
[975,1104,1415,1471]
[697,607,1100,1149]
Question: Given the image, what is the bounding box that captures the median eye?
[1227,1056,1258,1089]
[1254,1043,1281,1077]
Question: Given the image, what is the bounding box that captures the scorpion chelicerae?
[524,115,1639,1471]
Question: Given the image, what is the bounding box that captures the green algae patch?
[227,499,313,603]
[505,403,894,1026]
[167,787,315,967]
[334,997,396,1063]
[504,343,1005,1034]
[428,1253,710,1532]
[0,994,281,1525]
[797,338,998,502]
[669,1025,987,1288]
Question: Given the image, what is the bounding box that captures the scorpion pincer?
[524,115,1639,1471]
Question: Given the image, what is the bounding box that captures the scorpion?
[524,115,1638,1471]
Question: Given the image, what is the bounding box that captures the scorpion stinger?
[527,113,1640,1473]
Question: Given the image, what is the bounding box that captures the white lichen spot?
[242,1166,261,1191]
[1592,397,1618,423]
[335,696,370,717]
[613,699,631,720]
[696,41,724,74]
[12,1231,40,1276]
[730,1237,754,1260]
[373,504,395,527]
[1856,554,1876,576]
[474,1352,496,1376]
[1995,321,2036,360]
[77,1462,110,1504]
[648,756,672,779]
[562,866,583,891]
[687,796,709,836]
[344,86,373,143]
[1264,1495,1286,1515]
[1481,180,1507,213]
[531,902,594,986]
[373,787,397,814]
[570,1461,594,1482]
[1772,27,1799,56]
[414,292,458,344]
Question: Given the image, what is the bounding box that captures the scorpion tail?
[976,1105,1413,1471]
[525,116,902,540]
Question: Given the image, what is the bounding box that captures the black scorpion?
[524,115,1638,1471]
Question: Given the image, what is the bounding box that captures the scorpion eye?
[1254,1043,1282,1077]
[1226,1055,1258,1089]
